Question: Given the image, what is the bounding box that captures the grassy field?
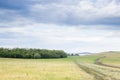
[0,58,94,80]
[74,51,120,80]
[0,51,120,80]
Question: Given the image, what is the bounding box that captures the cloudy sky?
[0,0,120,53]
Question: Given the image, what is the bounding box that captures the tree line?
[0,48,67,59]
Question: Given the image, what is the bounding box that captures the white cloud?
[0,18,120,52]
[0,0,120,53]
[29,0,120,25]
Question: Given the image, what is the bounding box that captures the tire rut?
[74,60,119,80]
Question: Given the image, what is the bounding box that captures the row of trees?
[0,48,67,59]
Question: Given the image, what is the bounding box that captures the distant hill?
[90,51,120,58]
[79,52,93,55]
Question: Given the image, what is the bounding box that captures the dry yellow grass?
[88,63,120,79]
[0,58,94,80]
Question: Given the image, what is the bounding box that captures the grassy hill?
[74,51,120,80]
[93,51,120,58]
[79,51,120,66]
[0,51,120,80]
[74,51,120,64]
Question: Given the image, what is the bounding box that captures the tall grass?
[0,58,94,80]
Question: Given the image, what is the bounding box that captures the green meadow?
[0,51,120,80]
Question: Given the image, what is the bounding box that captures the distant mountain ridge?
[79,52,92,54]
[78,52,93,55]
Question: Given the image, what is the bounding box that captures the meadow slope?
[0,51,120,80]
[0,58,94,80]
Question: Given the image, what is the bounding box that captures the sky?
[0,0,120,53]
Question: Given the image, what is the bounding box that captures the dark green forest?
[0,48,67,59]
